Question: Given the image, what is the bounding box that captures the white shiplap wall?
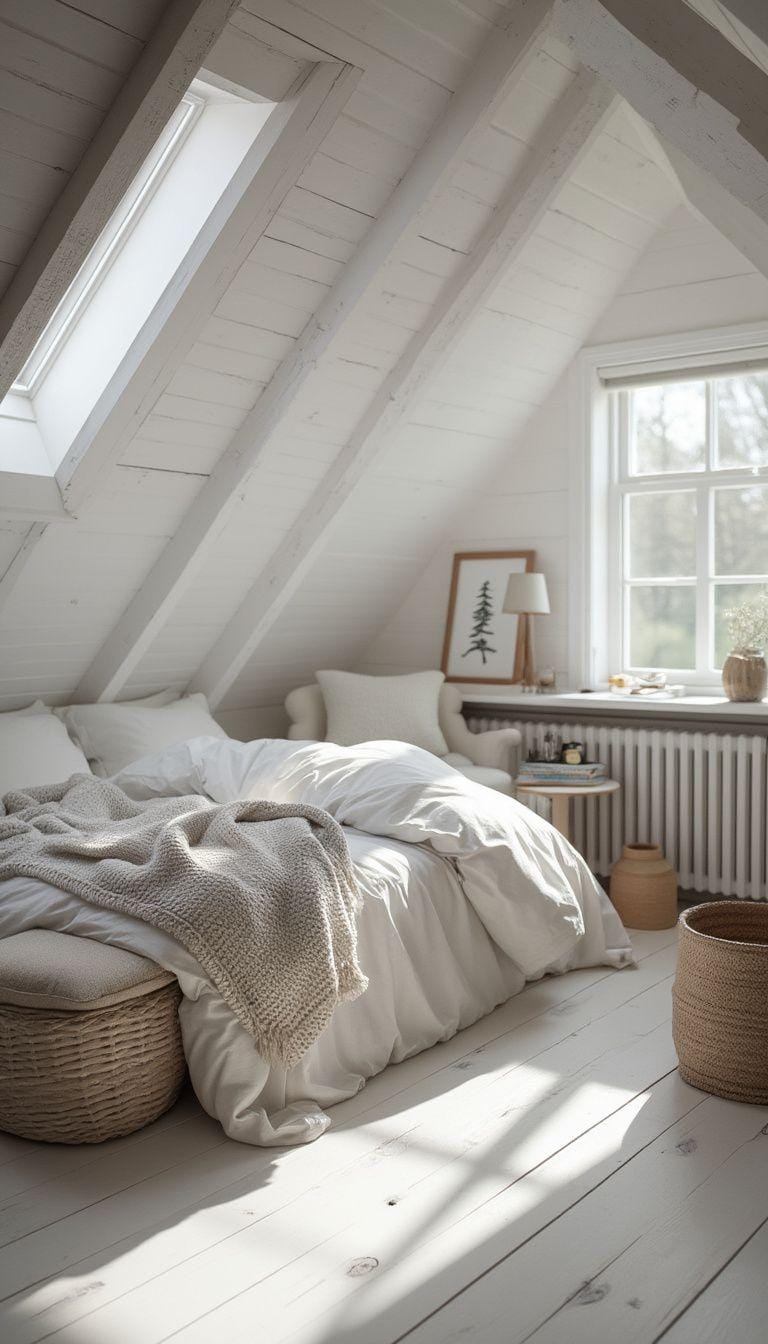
[219,82,682,712]
[2,0,761,728]
[0,0,510,709]
[120,27,596,700]
[360,201,768,693]
[0,0,168,302]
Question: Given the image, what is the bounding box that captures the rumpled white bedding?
[0,737,633,1147]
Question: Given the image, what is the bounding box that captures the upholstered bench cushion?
[0,930,175,1011]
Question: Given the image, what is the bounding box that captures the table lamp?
[503,571,550,690]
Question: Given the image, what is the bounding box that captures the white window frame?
[11,89,205,397]
[570,322,768,693]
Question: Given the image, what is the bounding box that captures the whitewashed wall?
[360,203,768,693]
[219,98,682,716]
[4,0,766,735]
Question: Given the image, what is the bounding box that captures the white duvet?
[0,737,632,1146]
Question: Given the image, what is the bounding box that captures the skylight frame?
[12,88,206,398]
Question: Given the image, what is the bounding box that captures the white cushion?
[0,714,91,795]
[454,763,513,795]
[316,669,448,756]
[10,700,52,716]
[61,692,228,776]
[55,687,178,730]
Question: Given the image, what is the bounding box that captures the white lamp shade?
[503,571,550,615]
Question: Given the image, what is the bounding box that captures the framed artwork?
[441,549,535,684]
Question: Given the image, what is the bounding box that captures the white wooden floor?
[0,924,766,1344]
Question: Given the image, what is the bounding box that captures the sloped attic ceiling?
[0,0,167,307]
[0,0,767,724]
[0,0,255,400]
[211,96,683,714]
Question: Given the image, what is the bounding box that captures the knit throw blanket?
[0,775,367,1067]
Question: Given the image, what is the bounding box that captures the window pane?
[714,485,768,575]
[716,373,768,469]
[628,586,695,668]
[627,491,696,577]
[631,382,706,475]
[714,583,768,667]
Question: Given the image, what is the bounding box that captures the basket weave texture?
[672,900,768,1104]
[0,981,185,1144]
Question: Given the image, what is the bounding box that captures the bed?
[0,727,633,1147]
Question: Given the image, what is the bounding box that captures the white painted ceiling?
[0,0,763,726]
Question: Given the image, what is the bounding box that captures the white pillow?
[0,715,91,796]
[316,670,448,756]
[55,687,177,726]
[61,693,229,776]
[9,700,52,716]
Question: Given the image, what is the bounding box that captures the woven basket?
[0,981,185,1144]
[672,901,768,1104]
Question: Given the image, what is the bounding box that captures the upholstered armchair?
[284,682,521,795]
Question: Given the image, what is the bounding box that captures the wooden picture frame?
[441,549,535,684]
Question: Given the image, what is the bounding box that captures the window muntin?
[615,371,768,678]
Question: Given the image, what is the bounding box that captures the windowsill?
[462,689,768,722]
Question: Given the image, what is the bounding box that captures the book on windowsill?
[516,761,608,786]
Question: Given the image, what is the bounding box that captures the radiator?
[469,717,768,900]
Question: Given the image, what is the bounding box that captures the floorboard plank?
[2,952,680,1344]
[400,1100,768,1344]
[656,1216,768,1344]
[0,947,677,1340]
[0,1092,202,1200]
[0,1112,226,1248]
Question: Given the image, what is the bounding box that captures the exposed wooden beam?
[0,0,241,402]
[193,71,617,709]
[0,476,68,522]
[59,58,357,514]
[0,524,48,616]
[661,134,768,280]
[552,0,768,228]
[75,0,556,704]
[618,104,689,201]
[721,0,768,50]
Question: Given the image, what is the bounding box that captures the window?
[0,77,274,487]
[612,371,768,678]
[11,89,205,397]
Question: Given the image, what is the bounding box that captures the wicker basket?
[0,981,185,1144]
[672,901,768,1104]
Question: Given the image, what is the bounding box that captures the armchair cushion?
[455,764,514,795]
[466,727,522,773]
[439,683,521,774]
[284,677,520,794]
[316,669,448,756]
[285,684,326,740]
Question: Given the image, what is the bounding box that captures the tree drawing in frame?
[442,550,535,684]
[462,579,497,664]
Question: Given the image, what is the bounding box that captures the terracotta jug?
[610,843,677,930]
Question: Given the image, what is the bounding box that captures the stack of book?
[516,761,607,787]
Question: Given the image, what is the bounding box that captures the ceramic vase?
[610,843,678,930]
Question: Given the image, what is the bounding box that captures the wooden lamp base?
[512,611,537,688]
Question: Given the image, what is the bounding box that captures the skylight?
[12,86,206,397]
[0,77,276,492]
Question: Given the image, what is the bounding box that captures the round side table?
[515,779,620,844]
